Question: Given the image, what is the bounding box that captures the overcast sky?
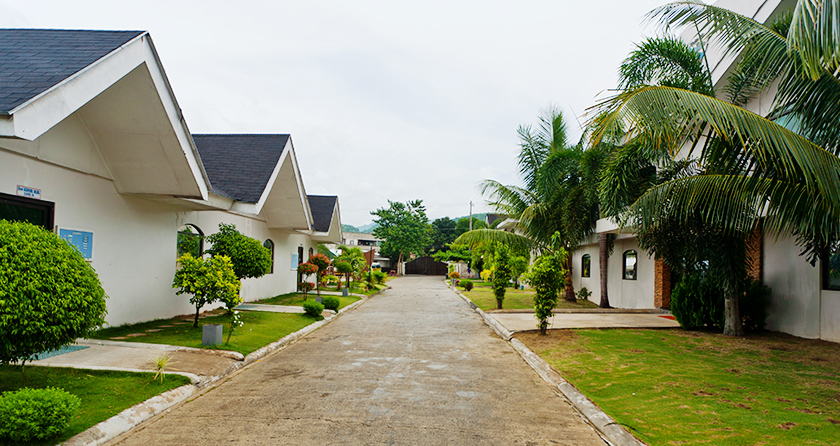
[1,1,668,227]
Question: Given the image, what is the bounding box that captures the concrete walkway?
[489,311,680,333]
[109,276,603,445]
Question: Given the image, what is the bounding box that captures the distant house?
[0,29,341,326]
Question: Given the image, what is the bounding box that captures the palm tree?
[590,0,840,335]
[462,108,606,302]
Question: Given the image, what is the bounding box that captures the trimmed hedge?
[322,296,340,312]
[302,301,324,318]
[0,220,107,364]
[0,387,80,442]
[671,273,770,332]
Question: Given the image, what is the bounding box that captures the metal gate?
[404,256,448,275]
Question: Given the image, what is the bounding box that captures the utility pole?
[469,201,474,231]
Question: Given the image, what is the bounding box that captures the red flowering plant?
[298,281,315,299]
[298,262,319,300]
[308,253,331,297]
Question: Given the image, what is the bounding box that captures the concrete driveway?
[109,275,603,445]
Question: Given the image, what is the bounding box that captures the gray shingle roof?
[192,134,290,203]
[0,29,145,114]
[308,195,337,232]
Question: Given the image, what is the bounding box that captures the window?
[581,254,591,278]
[623,250,637,280]
[176,224,203,259]
[823,243,840,290]
[264,239,274,274]
[0,192,54,229]
[308,247,313,259]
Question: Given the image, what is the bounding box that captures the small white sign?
[16,185,41,200]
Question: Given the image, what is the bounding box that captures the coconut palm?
[590,0,840,335]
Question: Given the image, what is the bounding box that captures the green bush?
[372,271,388,285]
[0,387,80,442]
[741,279,771,331]
[0,220,107,365]
[173,253,241,328]
[524,251,566,334]
[492,243,512,309]
[205,223,271,280]
[302,301,324,318]
[671,273,770,332]
[461,279,474,291]
[322,296,340,312]
[577,287,592,301]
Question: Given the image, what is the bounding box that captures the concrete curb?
[63,291,384,444]
[76,338,245,361]
[449,284,645,446]
[62,384,195,446]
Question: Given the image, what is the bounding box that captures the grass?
[90,310,319,356]
[0,365,190,445]
[255,292,360,309]
[519,329,840,445]
[457,279,599,311]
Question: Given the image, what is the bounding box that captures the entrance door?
[0,192,55,230]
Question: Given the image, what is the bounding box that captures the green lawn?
[255,292,360,309]
[519,329,840,445]
[90,310,318,356]
[0,366,189,445]
[458,279,598,311]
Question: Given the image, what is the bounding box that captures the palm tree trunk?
[564,256,576,302]
[723,290,743,336]
[599,233,610,308]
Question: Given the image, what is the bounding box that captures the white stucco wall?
[1,115,311,327]
[764,234,822,339]
[607,237,655,309]
[572,244,600,304]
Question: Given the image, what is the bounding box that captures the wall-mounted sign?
[16,185,41,200]
[59,228,93,261]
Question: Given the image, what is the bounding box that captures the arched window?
[623,250,637,280]
[176,224,203,259]
[581,254,591,278]
[308,247,314,259]
[264,239,275,274]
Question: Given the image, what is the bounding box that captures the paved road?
[111,276,603,445]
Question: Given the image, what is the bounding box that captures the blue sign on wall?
[59,228,93,260]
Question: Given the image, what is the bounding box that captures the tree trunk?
[599,233,610,308]
[398,252,404,276]
[723,290,743,336]
[496,298,503,310]
[194,305,201,328]
[564,256,576,302]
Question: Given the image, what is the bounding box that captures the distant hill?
[357,222,379,233]
[453,213,489,223]
[342,224,360,233]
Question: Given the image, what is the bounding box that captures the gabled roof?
[308,195,338,232]
[0,29,144,114]
[192,134,290,203]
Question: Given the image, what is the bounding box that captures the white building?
[569,0,840,342]
[0,29,342,326]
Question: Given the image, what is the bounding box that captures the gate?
[404,256,448,275]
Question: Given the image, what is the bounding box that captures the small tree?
[309,253,331,297]
[492,243,512,309]
[335,260,353,289]
[173,253,241,328]
[298,262,318,299]
[509,255,528,288]
[204,223,271,280]
[525,249,567,335]
[0,221,108,366]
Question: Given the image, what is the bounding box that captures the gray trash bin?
[202,324,223,346]
[342,288,349,297]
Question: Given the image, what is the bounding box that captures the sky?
[0,0,668,227]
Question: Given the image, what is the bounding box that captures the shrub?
[302,300,324,318]
[322,296,340,312]
[741,279,771,331]
[524,251,566,334]
[577,287,592,301]
[480,269,493,281]
[335,260,353,289]
[449,271,460,279]
[373,271,388,285]
[173,253,241,328]
[461,279,474,291]
[492,243,512,309]
[205,223,271,280]
[0,220,107,365]
[0,387,80,442]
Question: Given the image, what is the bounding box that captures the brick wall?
[654,259,671,309]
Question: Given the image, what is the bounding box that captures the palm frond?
[453,229,534,252]
[788,0,840,80]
